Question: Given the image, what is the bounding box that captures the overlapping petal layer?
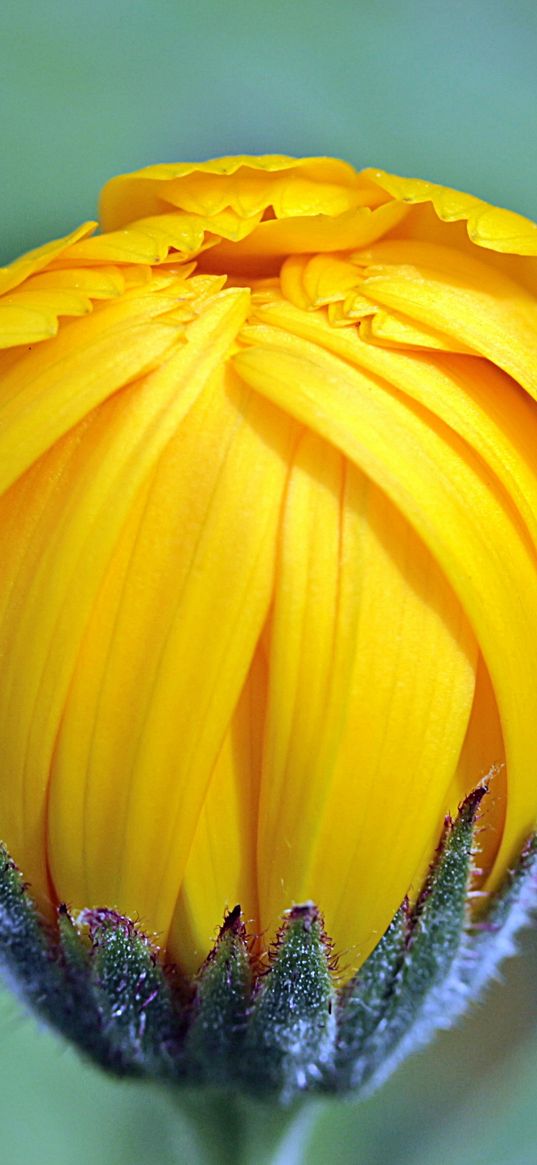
[0,155,536,977]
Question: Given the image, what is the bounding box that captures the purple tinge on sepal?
[1,799,536,1100]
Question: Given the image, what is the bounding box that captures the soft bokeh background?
[1,1,537,1161]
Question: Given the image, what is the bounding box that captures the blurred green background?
[2,929,537,1164]
[1,0,537,1161]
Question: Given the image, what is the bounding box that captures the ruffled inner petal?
[364,168,537,256]
[99,156,379,231]
[355,243,537,399]
[0,222,97,297]
[0,264,176,350]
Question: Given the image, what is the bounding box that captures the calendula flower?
[1,158,537,1109]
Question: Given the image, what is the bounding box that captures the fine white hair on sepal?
[359,834,537,1098]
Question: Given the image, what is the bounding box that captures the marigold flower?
[1,154,537,990]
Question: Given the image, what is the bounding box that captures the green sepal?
[1,807,536,1103]
[350,787,485,1094]
[461,833,537,999]
[81,908,185,1077]
[0,845,68,1028]
[334,903,407,1090]
[52,905,119,1069]
[184,905,252,1086]
[240,905,336,1103]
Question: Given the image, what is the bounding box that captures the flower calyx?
[1,788,536,1103]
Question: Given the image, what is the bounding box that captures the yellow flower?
[1,155,536,980]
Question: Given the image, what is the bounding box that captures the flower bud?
[1,156,536,1097]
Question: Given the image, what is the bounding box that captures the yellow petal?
[0,222,97,297]
[451,655,506,882]
[364,169,537,256]
[356,243,537,399]
[244,300,537,555]
[201,201,407,275]
[170,643,267,973]
[0,287,96,347]
[280,253,364,311]
[63,214,210,266]
[0,290,251,907]
[359,308,473,353]
[0,283,194,488]
[0,264,131,343]
[233,339,537,887]
[100,156,376,230]
[256,429,476,968]
[26,265,127,298]
[409,653,507,905]
[97,156,408,276]
[47,361,295,955]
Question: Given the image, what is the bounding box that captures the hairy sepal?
[1,795,536,1101]
[184,905,252,1086]
[335,788,486,1094]
[240,905,336,1103]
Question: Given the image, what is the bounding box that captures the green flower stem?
[168,1088,326,1165]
